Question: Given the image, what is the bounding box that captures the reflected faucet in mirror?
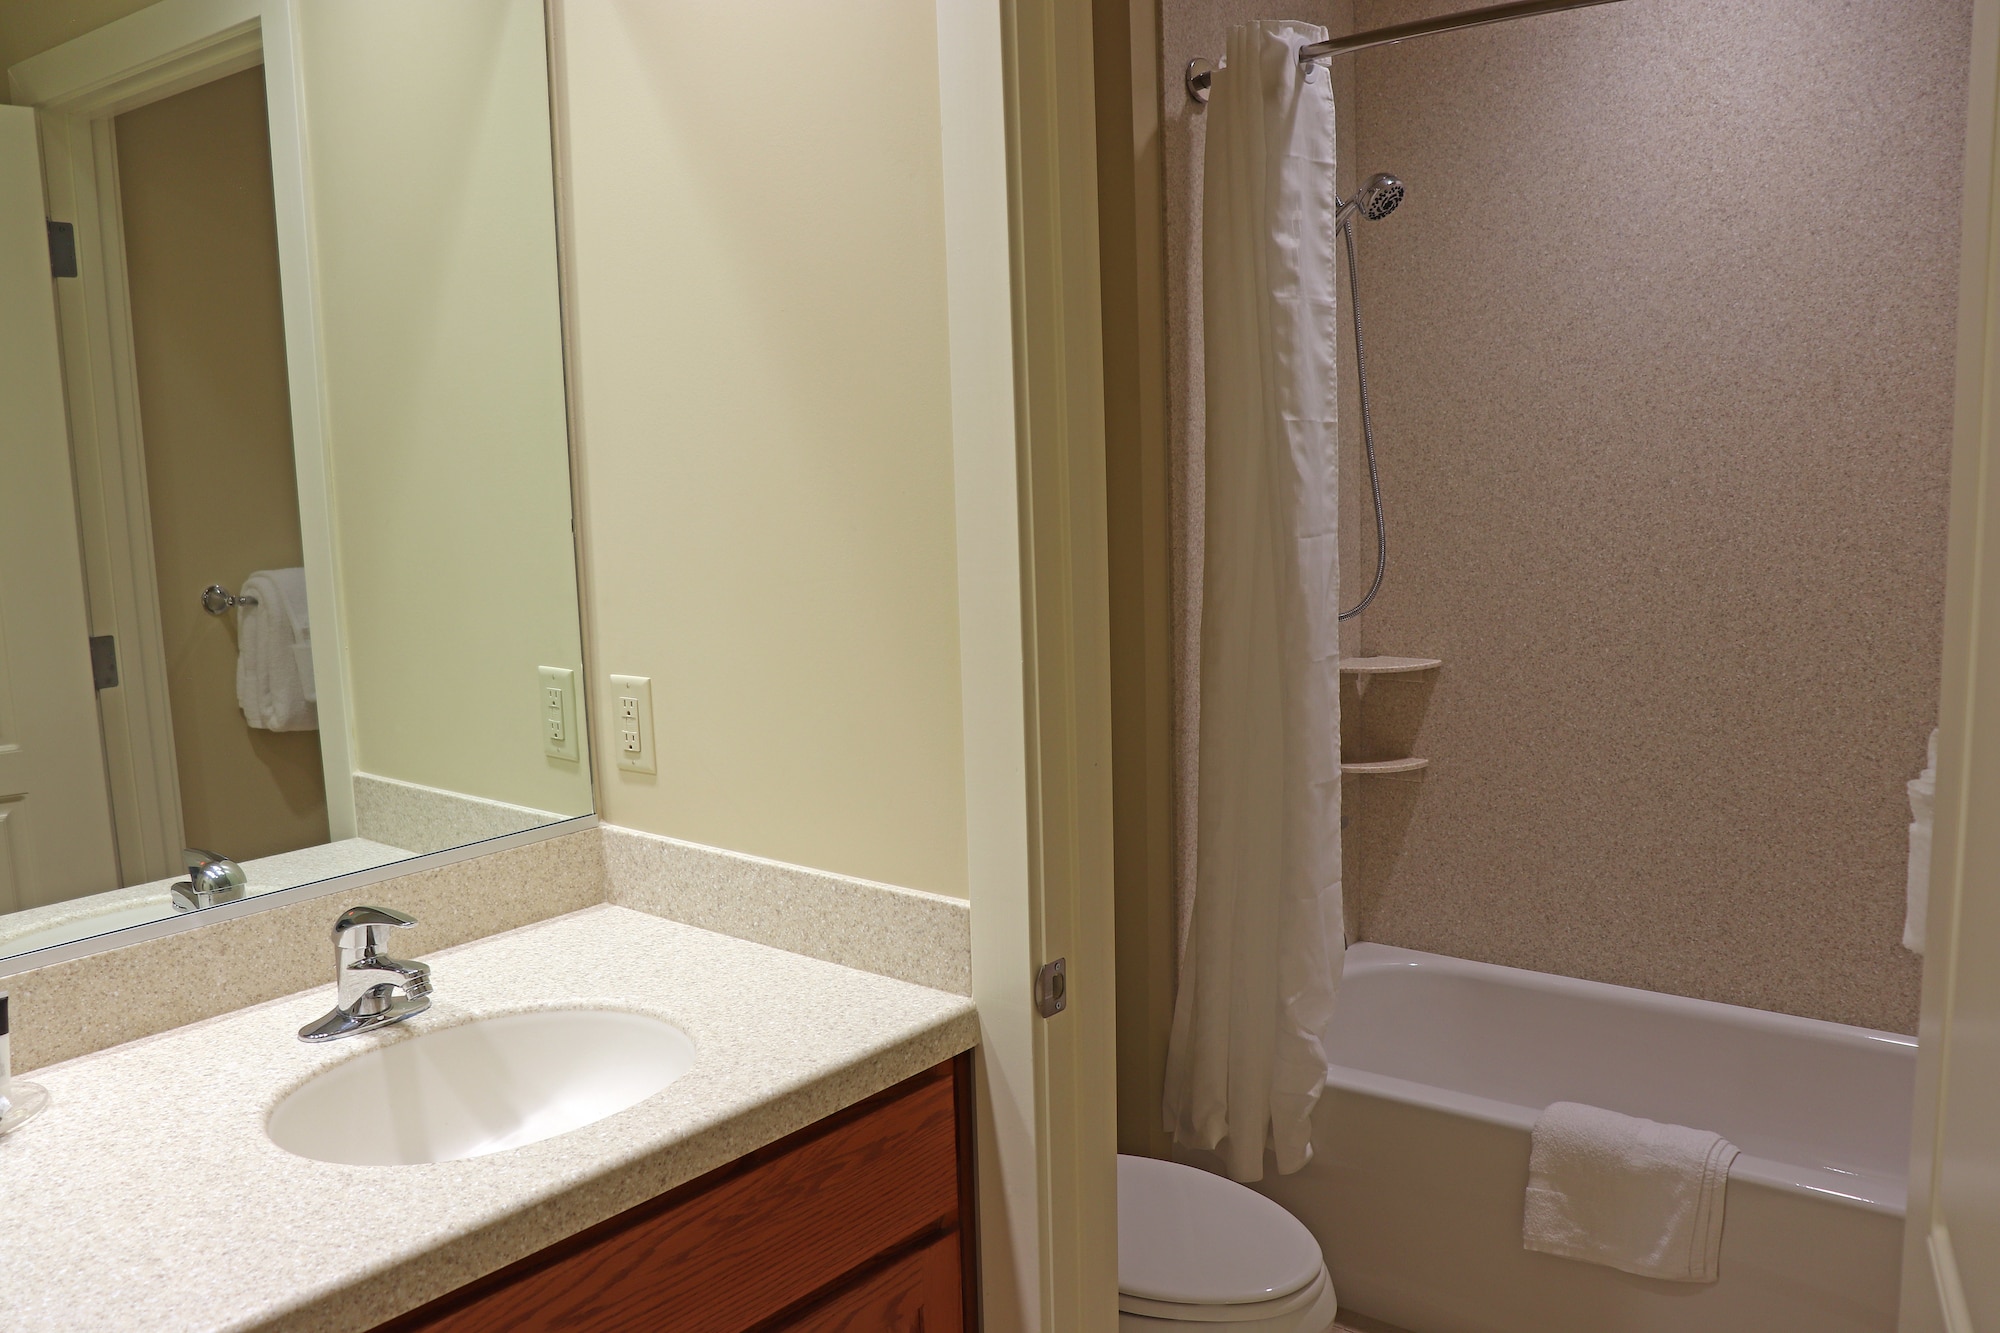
[169,850,246,913]
[298,906,433,1043]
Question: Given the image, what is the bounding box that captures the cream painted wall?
[0,0,158,75]
[557,0,970,897]
[297,0,590,818]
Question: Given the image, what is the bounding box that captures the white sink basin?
[266,1009,695,1165]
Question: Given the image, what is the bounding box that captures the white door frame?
[9,0,359,848]
[935,0,1121,1324]
[1902,0,2000,1326]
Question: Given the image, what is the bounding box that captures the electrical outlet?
[609,673,655,774]
[538,666,578,761]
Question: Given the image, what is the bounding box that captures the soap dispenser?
[0,993,50,1135]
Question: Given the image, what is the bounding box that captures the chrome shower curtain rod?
[1298,0,1626,62]
[1187,0,1628,101]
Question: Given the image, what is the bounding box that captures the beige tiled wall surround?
[3,825,970,1074]
[1166,0,1969,1031]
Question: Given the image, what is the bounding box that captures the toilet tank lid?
[1116,1155,1325,1306]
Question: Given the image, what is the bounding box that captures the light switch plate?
[610,673,655,774]
[538,666,578,761]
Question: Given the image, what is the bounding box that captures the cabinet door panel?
[783,1232,962,1333]
[387,1067,960,1333]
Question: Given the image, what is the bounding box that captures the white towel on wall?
[1905,728,1938,954]
[1524,1101,1740,1283]
[1161,19,1343,1185]
[235,567,317,732]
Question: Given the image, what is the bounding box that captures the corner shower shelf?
[1339,656,1442,675]
[1339,657,1437,775]
[1340,757,1430,775]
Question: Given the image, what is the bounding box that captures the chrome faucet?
[171,848,246,911]
[298,906,433,1042]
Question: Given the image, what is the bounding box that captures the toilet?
[1117,1154,1338,1332]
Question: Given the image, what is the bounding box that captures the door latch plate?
[1035,957,1067,1018]
[89,634,118,690]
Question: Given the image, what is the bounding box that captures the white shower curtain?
[1162,19,1344,1184]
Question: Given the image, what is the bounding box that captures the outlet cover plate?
[538,666,578,762]
[610,673,655,774]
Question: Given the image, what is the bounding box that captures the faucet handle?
[332,905,417,948]
[302,906,432,1043]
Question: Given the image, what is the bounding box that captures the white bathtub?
[1228,943,1917,1333]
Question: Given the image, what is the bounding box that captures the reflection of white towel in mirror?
[236,567,317,731]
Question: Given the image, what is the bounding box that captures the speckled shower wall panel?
[1333,0,1968,1033]
[1163,0,1358,960]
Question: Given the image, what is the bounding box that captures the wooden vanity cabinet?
[376,1054,976,1333]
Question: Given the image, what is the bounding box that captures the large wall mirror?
[0,0,591,966]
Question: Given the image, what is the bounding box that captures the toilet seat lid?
[1116,1155,1324,1306]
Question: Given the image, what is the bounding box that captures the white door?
[0,105,121,913]
[1903,0,2000,1325]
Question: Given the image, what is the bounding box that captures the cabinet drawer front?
[395,1068,960,1333]
[782,1232,962,1333]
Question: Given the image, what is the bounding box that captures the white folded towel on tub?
[1523,1101,1739,1283]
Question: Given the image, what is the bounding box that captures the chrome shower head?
[1337,173,1406,225]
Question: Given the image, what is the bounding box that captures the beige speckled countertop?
[0,904,978,1332]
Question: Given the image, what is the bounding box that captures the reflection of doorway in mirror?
[114,68,331,863]
[0,108,121,914]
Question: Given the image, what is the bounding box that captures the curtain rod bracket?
[1186,57,1215,104]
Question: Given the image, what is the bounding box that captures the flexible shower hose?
[1339,214,1386,621]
